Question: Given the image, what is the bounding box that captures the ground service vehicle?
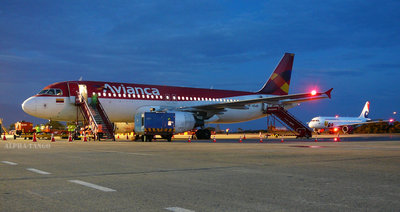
[15,121,34,135]
[134,112,175,142]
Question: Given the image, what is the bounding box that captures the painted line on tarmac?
[127,152,153,156]
[26,168,51,175]
[2,161,18,165]
[90,150,153,156]
[165,207,195,212]
[68,180,116,192]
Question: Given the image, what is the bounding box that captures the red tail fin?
[258,53,294,95]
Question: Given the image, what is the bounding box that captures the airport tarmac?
[1,135,400,211]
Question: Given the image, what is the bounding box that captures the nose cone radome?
[22,97,37,116]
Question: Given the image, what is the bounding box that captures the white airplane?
[308,101,389,134]
[22,53,332,139]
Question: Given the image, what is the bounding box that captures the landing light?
[333,128,339,132]
[310,90,317,96]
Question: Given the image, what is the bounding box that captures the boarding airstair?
[266,106,312,138]
[76,94,115,140]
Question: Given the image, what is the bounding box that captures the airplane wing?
[179,88,333,112]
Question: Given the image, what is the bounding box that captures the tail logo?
[258,53,294,95]
[270,72,291,94]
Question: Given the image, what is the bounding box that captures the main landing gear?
[195,129,211,139]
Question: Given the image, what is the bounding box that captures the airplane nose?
[22,97,37,116]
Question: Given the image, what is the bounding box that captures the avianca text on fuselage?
[104,84,160,96]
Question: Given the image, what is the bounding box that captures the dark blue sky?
[1,0,399,130]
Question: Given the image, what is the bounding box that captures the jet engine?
[174,112,196,133]
[341,126,354,134]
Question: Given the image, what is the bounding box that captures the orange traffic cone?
[188,136,191,142]
[83,133,87,142]
[281,138,284,143]
[259,137,263,143]
[32,133,37,142]
[3,133,6,140]
[315,138,318,142]
[126,134,129,140]
[213,136,216,143]
[68,133,72,142]
[239,136,242,143]
[51,133,55,142]
[243,134,246,140]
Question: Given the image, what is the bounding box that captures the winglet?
[325,88,333,99]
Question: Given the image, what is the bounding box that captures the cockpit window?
[38,89,63,96]
[47,89,55,95]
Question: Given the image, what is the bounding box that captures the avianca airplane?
[22,53,332,138]
[308,101,391,134]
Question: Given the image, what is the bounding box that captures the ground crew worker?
[91,93,98,106]
[35,125,41,133]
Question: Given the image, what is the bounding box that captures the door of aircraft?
[78,84,88,101]
[67,82,79,103]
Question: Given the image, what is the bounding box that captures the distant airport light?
[335,115,339,118]
[310,90,317,96]
[394,112,397,115]
[389,118,394,123]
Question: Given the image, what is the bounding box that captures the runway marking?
[165,207,195,212]
[68,180,116,192]
[1,161,18,165]
[26,168,51,175]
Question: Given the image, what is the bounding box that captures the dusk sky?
[1,0,399,130]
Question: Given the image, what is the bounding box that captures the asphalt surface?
[1,135,400,211]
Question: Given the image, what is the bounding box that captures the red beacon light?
[310,90,317,96]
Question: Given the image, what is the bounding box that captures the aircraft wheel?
[196,129,211,139]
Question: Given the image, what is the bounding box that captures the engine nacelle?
[341,126,354,134]
[174,112,196,133]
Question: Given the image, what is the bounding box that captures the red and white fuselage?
[22,81,270,124]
